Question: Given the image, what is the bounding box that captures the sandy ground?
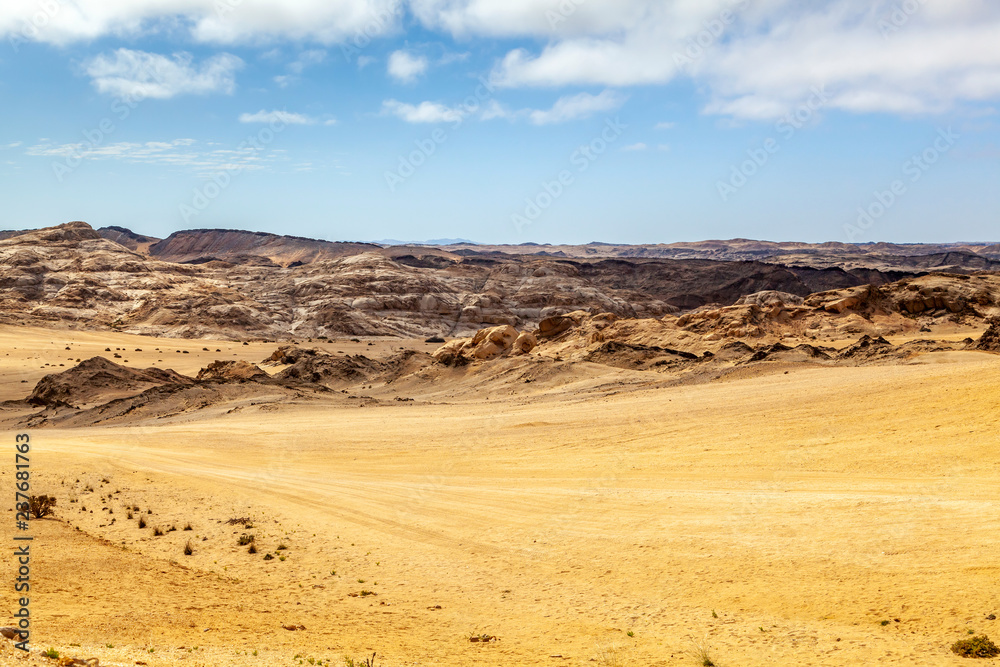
[1,326,999,666]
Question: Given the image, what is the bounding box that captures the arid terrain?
[2,223,999,666]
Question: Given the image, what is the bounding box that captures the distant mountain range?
[1,221,998,274]
[2,221,1000,340]
[375,238,477,246]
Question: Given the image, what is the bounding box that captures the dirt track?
[2,326,998,665]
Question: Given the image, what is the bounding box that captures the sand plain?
[1,325,999,666]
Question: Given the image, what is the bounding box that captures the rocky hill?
[145,228,381,266]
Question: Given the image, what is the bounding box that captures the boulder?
[512,332,538,355]
[432,325,531,365]
[976,319,1000,352]
[538,315,574,338]
[196,360,269,382]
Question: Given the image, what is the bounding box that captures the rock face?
[734,291,805,308]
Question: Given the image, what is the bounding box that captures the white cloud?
[475,0,1000,119]
[655,121,676,130]
[0,1,404,46]
[480,100,515,121]
[381,100,465,123]
[384,91,624,125]
[24,138,280,176]
[0,142,22,150]
[85,49,243,99]
[357,55,377,69]
[7,1,1000,120]
[239,110,318,125]
[528,90,626,125]
[387,50,429,83]
[622,142,647,151]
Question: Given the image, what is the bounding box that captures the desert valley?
[0,222,998,666]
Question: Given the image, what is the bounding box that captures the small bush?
[138,517,147,529]
[28,495,56,519]
[237,533,255,546]
[43,648,59,659]
[183,541,194,556]
[277,544,288,551]
[183,523,193,531]
[153,527,164,537]
[248,543,257,554]
[952,635,1000,658]
[263,553,274,561]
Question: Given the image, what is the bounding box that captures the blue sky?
[1,0,999,245]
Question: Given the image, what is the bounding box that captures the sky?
[1,0,999,245]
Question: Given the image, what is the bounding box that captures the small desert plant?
[248,543,258,554]
[43,648,59,659]
[951,635,1000,658]
[595,643,628,667]
[277,543,288,551]
[237,533,255,546]
[127,511,133,519]
[263,553,274,561]
[28,495,57,519]
[183,540,194,556]
[692,640,716,667]
[138,517,147,529]
[626,630,634,637]
[183,523,193,531]
[153,527,164,536]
